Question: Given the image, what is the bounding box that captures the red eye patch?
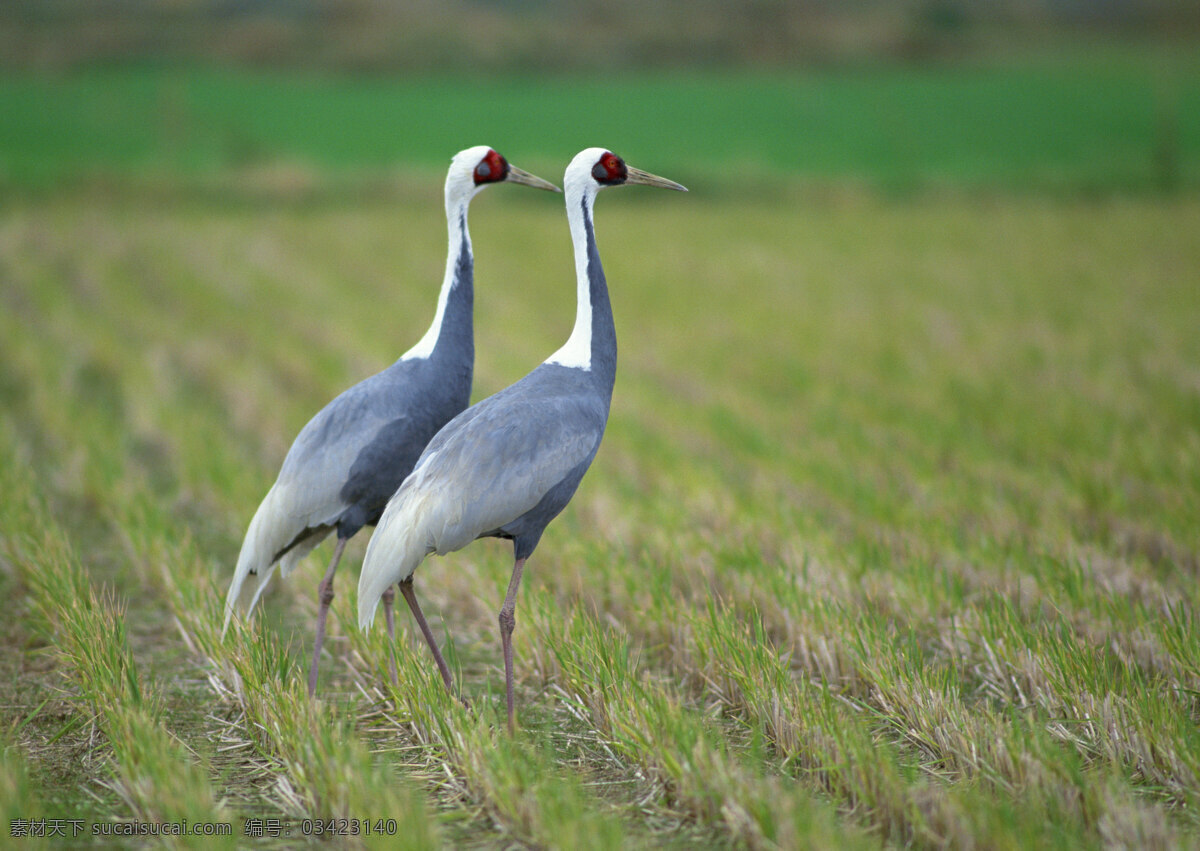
[591,152,627,184]
[474,149,509,185]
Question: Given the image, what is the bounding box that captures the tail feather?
[223,515,273,636]
[223,482,330,635]
[236,539,300,611]
[241,563,278,620]
[357,490,438,629]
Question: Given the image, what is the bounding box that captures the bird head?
[446,146,559,207]
[565,148,688,199]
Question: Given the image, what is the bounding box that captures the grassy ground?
[1,169,1198,846]
[2,49,1199,190]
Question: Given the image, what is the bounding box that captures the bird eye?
[592,153,626,184]
[476,163,492,179]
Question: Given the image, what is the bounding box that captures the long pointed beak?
[506,165,561,192]
[624,165,688,192]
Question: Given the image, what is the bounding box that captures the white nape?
[401,146,491,361]
[545,147,609,371]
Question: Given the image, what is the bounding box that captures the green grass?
[1,163,1198,847]
[2,48,1200,190]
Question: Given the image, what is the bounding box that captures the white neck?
[401,196,471,361]
[545,184,597,370]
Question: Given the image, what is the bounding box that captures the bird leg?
[398,579,454,694]
[381,585,398,686]
[307,537,347,698]
[498,557,527,733]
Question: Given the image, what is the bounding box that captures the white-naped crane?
[358,148,686,729]
[223,147,559,697]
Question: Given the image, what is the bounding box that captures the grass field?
[2,59,1200,848]
[2,48,1200,190]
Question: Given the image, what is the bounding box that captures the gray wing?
[394,385,606,556]
[360,367,608,624]
[225,375,401,629]
[272,375,403,531]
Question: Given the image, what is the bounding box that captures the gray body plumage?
[398,360,606,557]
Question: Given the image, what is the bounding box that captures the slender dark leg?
[308,537,348,698]
[381,585,398,686]
[398,579,453,693]
[498,557,527,733]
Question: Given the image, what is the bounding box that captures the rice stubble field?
[1,176,1198,847]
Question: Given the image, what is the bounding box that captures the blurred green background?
[2,0,1198,192]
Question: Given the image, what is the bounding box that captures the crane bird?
[223,146,559,697]
[358,148,686,729]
